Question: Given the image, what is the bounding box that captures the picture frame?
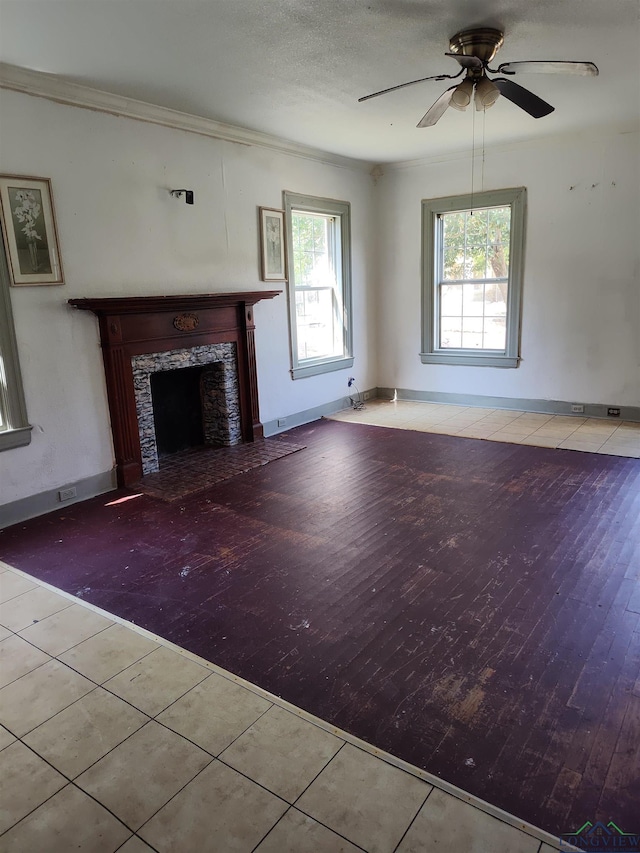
[259,207,287,282]
[0,175,64,286]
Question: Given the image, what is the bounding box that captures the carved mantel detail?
[69,291,280,487]
[173,312,199,331]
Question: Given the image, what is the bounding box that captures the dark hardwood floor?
[1,418,639,837]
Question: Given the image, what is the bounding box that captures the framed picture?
[259,207,287,281]
[0,175,64,286]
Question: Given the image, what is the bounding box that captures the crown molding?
[0,62,370,172]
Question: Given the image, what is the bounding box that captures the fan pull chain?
[470,103,476,213]
[481,109,486,193]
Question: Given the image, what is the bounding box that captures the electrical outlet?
[277,418,286,427]
[363,391,370,401]
[607,407,621,417]
[571,404,584,413]
[58,486,77,502]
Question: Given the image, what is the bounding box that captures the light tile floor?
[329,399,640,458]
[0,561,579,852]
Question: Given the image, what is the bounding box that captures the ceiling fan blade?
[417,87,456,127]
[444,52,484,70]
[358,71,461,103]
[496,60,598,76]
[492,78,554,118]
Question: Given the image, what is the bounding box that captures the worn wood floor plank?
[1,418,639,837]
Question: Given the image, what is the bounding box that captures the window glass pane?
[487,206,511,278]
[442,211,466,240]
[488,206,511,239]
[462,317,484,348]
[439,285,509,351]
[294,214,314,252]
[440,317,462,349]
[440,284,462,316]
[485,283,508,314]
[313,216,328,251]
[292,213,334,289]
[442,212,464,280]
[295,288,342,361]
[442,206,511,281]
[443,246,463,279]
[484,317,507,350]
[487,245,508,279]
[462,283,484,316]
[465,244,489,280]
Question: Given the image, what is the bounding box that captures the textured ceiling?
[0,0,638,163]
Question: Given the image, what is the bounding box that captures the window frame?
[0,238,31,451]
[284,191,353,380]
[421,187,526,368]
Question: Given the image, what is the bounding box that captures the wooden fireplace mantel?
[69,291,280,487]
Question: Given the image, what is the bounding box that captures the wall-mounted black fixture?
[169,189,194,204]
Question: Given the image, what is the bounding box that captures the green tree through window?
[422,188,526,368]
[284,192,353,379]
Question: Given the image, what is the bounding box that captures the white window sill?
[420,352,520,368]
[0,425,32,451]
[291,356,354,380]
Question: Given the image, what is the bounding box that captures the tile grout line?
[154,674,274,752]
[242,743,372,852]
[326,405,639,458]
[249,741,372,853]
[114,834,161,853]
[133,758,224,843]
[131,740,367,851]
[249,799,370,853]
[0,562,578,851]
[0,737,139,845]
[10,646,336,846]
[391,785,435,853]
[11,616,116,663]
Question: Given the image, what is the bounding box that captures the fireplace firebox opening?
[151,366,206,458]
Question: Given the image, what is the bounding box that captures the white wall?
[376,130,640,407]
[0,89,377,505]
[2,87,638,512]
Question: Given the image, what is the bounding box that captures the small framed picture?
[259,207,287,281]
[0,175,64,286]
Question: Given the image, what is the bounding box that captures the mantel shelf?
[69,291,281,316]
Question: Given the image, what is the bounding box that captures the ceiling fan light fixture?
[450,77,474,110]
[358,26,597,128]
[474,76,501,110]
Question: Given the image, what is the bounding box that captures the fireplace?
[69,291,280,486]
[133,343,242,474]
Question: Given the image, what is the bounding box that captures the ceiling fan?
[358,28,598,127]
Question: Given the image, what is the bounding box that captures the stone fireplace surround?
[69,292,280,487]
[132,343,242,476]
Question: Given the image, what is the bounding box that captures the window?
[0,239,31,450]
[284,192,353,379]
[421,187,526,368]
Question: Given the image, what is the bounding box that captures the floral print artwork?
[8,186,52,274]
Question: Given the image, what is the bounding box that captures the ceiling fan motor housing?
[449,27,505,69]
